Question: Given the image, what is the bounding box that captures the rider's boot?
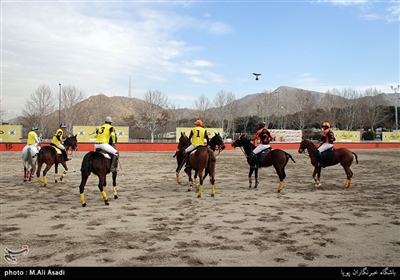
[185,152,190,168]
[316,150,324,168]
[62,150,70,161]
[252,153,260,168]
[110,153,119,172]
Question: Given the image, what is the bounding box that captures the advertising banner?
[334,130,361,142]
[176,127,223,143]
[73,126,129,143]
[382,132,400,142]
[0,125,22,142]
[269,129,302,143]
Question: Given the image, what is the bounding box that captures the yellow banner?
[382,132,400,142]
[176,127,223,143]
[0,125,22,142]
[334,130,360,142]
[73,126,129,143]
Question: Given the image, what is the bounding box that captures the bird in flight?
[253,73,261,80]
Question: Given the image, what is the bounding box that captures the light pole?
[58,83,61,125]
[391,85,399,130]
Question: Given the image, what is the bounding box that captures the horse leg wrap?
[278,181,283,192]
[101,190,108,201]
[197,185,203,198]
[80,193,85,205]
[62,170,67,178]
[248,178,252,188]
[54,173,58,182]
[255,180,259,188]
[113,186,118,196]
[43,176,47,186]
[37,177,43,187]
[176,173,180,183]
[211,185,215,197]
[188,181,192,191]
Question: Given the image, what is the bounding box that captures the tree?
[123,90,170,142]
[20,84,56,138]
[0,98,6,121]
[212,90,237,138]
[60,85,86,133]
[194,95,211,123]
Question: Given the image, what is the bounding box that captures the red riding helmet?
[194,120,203,127]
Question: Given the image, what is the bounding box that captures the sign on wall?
[334,130,361,142]
[0,125,22,142]
[270,129,302,143]
[73,126,129,142]
[176,127,223,143]
[382,132,400,142]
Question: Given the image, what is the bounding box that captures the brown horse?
[36,135,78,187]
[174,132,225,191]
[298,137,358,189]
[231,134,296,192]
[174,132,190,184]
[78,150,118,207]
[185,145,217,198]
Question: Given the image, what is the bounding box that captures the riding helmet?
[31,126,38,131]
[60,123,67,128]
[322,122,330,128]
[105,116,113,123]
[194,120,203,126]
[258,121,266,128]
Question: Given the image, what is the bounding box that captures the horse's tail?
[352,152,359,164]
[285,152,296,163]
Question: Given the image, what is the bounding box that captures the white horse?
[21,145,39,182]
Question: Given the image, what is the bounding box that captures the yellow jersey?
[27,131,38,145]
[95,123,116,144]
[51,128,64,146]
[189,126,208,146]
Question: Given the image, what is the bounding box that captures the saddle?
[95,148,112,159]
[321,148,335,160]
[49,144,63,155]
[256,147,272,162]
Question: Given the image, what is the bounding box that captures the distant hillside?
[7,86,395,126]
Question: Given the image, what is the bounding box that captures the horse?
[174,132,190,184]
[231,133,296,192]
[36,135,78,187]
[78,149,119,206]
[21,145,39,182]
[174,132,225,190]
[298,137,359,189]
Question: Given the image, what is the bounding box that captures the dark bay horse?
[78,150,119,206]
[36,135,78,187]
[231,134,296,192]
[298,137,358,189]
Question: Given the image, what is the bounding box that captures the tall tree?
[124,90,170,142]
[194,95,211,123]
[60,85,86,133]
[20,84,56,138]
[0,98,6,121]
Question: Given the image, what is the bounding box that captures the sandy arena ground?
[1,148,399,268]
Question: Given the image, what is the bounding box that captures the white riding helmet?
[105,116,112,123]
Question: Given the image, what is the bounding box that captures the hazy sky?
[1,0,399,120]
